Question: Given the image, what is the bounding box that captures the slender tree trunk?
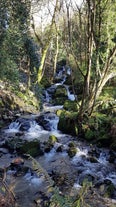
[27,57,31,89]
[37,44,49,83]
[53,32,59,78]
[86,0,95,96]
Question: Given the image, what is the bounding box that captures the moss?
[85,129,96,141]
[83,112,116,147]
[17,91,28,101]
[56,109,63,116]
[0,82,40,114]
[58,110,78,136]
[44,135,58,153]
[53,97,67,105]
[19,140,43,157]
[48,135,58,144]
[68,142,75,148]
[53,86,67,98]
[104,183,115,198]
[67,146,77,158]
[63,100,78,111]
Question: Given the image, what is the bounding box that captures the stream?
[0,66,116,207]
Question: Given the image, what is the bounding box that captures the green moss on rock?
[48,135,58,144]
[53,85,67,98]
[83,113,116,147]
[63,100,78,111]
[58,110,78,136]
[18,140,43,157]
[67,146,77,158]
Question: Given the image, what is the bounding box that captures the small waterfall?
[24,169,44,186]
[5,122,21,133]
[45,148,56,161]
[44,113,59,131]
[26,121,43,137]
[64,85,75,101]
[28,121,42,132]
[43,103,63,112]
[98,151,109,164]
[106,172,116,186]
[72,147,88,164]
[56,66,66,84]
[45,91,50,102]
[66,67,71,75]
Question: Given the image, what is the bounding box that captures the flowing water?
[0,66,116,207]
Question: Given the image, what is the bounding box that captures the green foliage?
[0,0,31,83]
[84,129,97,141]
[40,76,51,88]
[83,112,116,147]
[0,50,19,82]
[50,190,73,207]
[24,37,40,71]
[73,180,92,207]
[64,100,79,112]
[98,86,116,115]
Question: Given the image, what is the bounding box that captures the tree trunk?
[37,44,49,83]
[53,32,59,79]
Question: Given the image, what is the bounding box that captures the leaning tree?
[62,0,116,119]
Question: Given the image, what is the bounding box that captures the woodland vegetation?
[0,1,116,206]
[0,0,116,147]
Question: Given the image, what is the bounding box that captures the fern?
[25,154,54,187]
[72,179,92,207]
[49,186,73,207]
[25,154,73,207]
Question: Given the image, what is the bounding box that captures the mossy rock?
[83,112,115,146]
[105,183,116,198]
[5,138,25,152]
[63,100,78,111]
[56,109,63,116]
[67,142,77,158]
[53,97,67,105]
[58,110,78,136]
[84,126,111,146]
[67,146,77,158]
[68,142,76,148]
[53,85,68,98]
[0,84,39,114]
[85,129,97,141]
[44,135,58,152]
[48,135,58,144]
[18,140,43,157]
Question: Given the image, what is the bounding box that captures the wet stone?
[0,148,9,154]
[87,156,98,163]
[11,157,24,166]
[56,145,63,152]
